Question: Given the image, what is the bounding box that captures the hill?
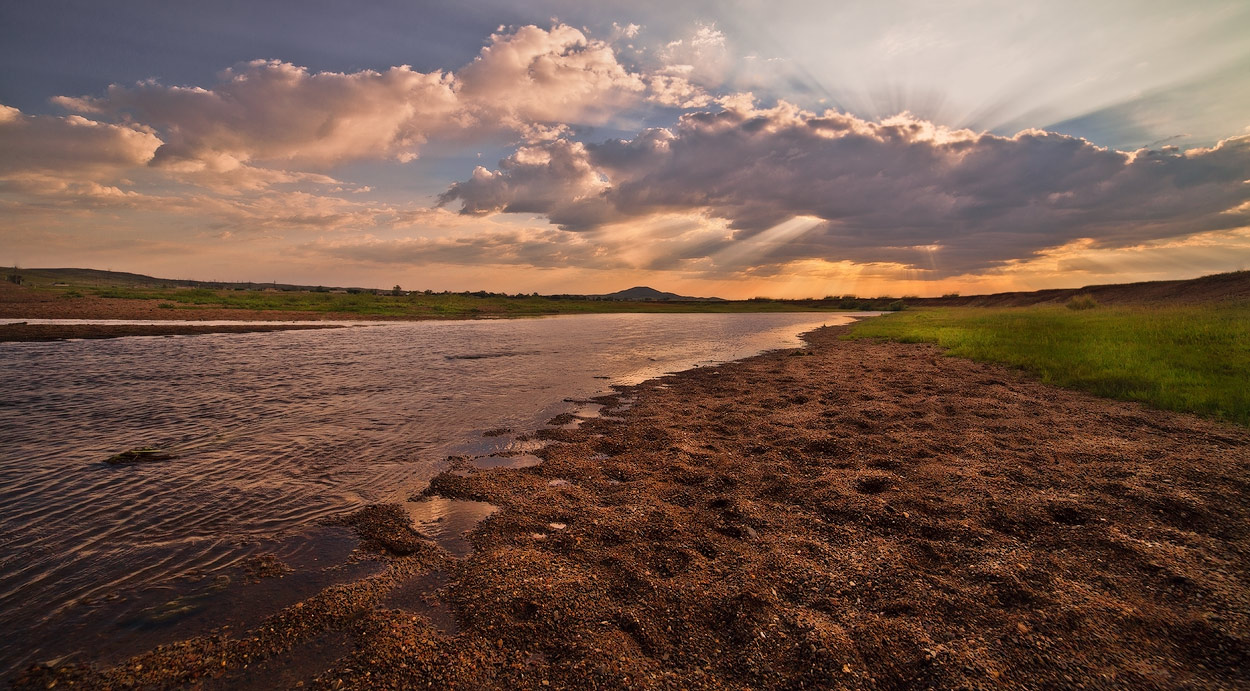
[913,270,1250,307]
[6,267,1249,305]
[591,286,725,302]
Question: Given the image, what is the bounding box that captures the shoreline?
[0,322,348,342]
[17,324,1250,688]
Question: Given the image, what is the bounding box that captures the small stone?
[548,479,570,487]
[548,522,567,530]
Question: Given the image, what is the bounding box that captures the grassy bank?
[848,303,1250,425]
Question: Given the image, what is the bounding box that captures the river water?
[0,312,862,677]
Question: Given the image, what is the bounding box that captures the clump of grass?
[848,304,1250,426]
[1066,294,1098,310]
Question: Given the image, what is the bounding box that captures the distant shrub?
[157,302,176,309]
[1066,294,1098,310]
[886,300,907,311]
[942,292,960,298]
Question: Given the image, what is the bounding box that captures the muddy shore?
[16,325,1250,689]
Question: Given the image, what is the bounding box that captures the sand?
[15,325,1250,689]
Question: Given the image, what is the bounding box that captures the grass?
[82,286,854,317]
[14,267,913,316]
[848,304,1250,426]
[25,284,907,318]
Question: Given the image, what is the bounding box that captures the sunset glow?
[2,1,1248,296]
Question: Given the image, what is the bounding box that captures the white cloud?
[658,22,731,89]
[0,104,162,204]
[51,23,648,191]
[456,23,645,130]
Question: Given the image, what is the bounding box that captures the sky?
[2,0,1249,298]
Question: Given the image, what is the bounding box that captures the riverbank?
[17,324,1250,688]
[0,280,885,324]
[0,322,346,342]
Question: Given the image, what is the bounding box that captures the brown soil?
[16,326,1250,689]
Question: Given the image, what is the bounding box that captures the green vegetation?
[849,304,1250,426]
[53,285,900,318]
[12,267,921,316]
[1066,294,1098,310]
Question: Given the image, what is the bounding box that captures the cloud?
[438,99,1250,275]
[0,104,162,204]
[52,23,649,190]
[455,23,645,130]
[658,22,730,88]
[56,60,461,170]
[308,227,625,270]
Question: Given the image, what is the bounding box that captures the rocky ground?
[15,325,1250,689]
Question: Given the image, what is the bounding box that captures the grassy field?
[848,304,1250,426]
[34,284,900,318]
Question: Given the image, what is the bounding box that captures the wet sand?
[0,322,345,342]
[16,325,1250,689]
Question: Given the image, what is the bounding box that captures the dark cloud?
[438,101,1250,275]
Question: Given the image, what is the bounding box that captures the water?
[0,312,862,676]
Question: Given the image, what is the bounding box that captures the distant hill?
[7,267,376,293]
[591,286,726,302]
[913,270,1250,307]
[7,267,1248,305]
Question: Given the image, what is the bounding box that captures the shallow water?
[0,312,863,676]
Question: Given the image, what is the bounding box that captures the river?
[0,312,864,677]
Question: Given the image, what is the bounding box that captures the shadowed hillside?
[914,270,1250,307]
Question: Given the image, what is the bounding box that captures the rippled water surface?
[0,312,860,675]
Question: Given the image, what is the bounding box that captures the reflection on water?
[0,312,861,676]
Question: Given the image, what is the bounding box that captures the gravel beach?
[17,324,1249,689]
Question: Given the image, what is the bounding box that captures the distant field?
[849,304,1250,426]
[19,283,900,318]
[88,286,808,316]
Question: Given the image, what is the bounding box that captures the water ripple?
[0,312,858,676]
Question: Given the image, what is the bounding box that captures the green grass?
[69,285,898,318]
[848,304,1250,426]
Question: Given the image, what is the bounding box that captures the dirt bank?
[17,325,1250,689]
